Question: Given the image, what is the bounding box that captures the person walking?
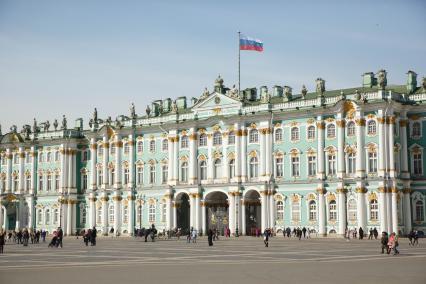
[57,227,63,248]
[373,228,378,240]
[91,227,97,246]
[0,230,5,254]
[264,228,269,247]
[359,227,364,240]
[208,229,213,246]
[191,229,197,243]
[381,232,389,254]
[302,227,307,239]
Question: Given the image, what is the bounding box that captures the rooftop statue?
[53,119,58,131]
[260,87,270,103]
[377,69,387,90]
[115,118,122,128]
[146,105,151,117]
[10,125,17,133]
[44,120,50,132]
[130,103,136,119]
[229,84,240,100]
[284,86,292,100]
[33,118,38,134]
[171,101,178,113]
[316,78,325,95]
[301,85,307,99]
[93,108,98,122]
[106,116,112,125]
[22,125,31,140]
[61,115,67,130]
[422,77,426,91]
[0,124,2,136]
[200,87,209,100]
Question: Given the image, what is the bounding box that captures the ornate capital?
[399,120,408,127]
[378,186,386,193]
[90,144,98,150]
[127,195,136,201]
[316,121,325,129]
[114,141,123,148]
[377,117,386,124]
[100,196,109,202]
[316,188,326,194]
[355,187,367,193]
[387,116,396,125]
[355,118,366,126]
[336,187,347,194]
[390,187,399,193]
[89,197,97,202]
[112,196,122,202]
[403,188,412,194]
[102,142,110,149]
[189,133,197,141]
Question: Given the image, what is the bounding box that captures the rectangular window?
[368,152,378,173]
[291,157,300,177]
[162,165,168,184]
[414,153,423,175]
[327,155,336,175]
[55,174,60,191]
[276,157,283,178]
[308,156,316,176]
[137,167,143,185]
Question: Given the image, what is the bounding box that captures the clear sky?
[1,0,425,132]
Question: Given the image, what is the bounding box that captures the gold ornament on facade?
[90,144,98,150]
[377,117,386,124]
[355,118,366,126]
[114,141,123,148]
[189,133,197,141]
[100,196,109,202]
[409,114,419,121]
[213,107,221,115]
[390,187,399,193]
[378,186,386,193]
[316,121,325,129]
[399,120,408,127]
[181,130,188,135]
[326,117,335,123]
[289,149,299,157]
[248,150,257,158]
[89,197,97,202]
[367,114,376,119]
[327,194,336,202]
[179,155,188,162]
[316,188,326,194]
[290,121,298,127]
[336,187,347,194]
[336,120,346,128]
[235,129,243,137]
[148,198,156,205]
[127,195,136,201]
[198,154,206,161]
[368,192,378,201]
[306,193,316,200]
[249,123,257,129]
[102,142,110,149]
[402,188,412,194]
[291,194,300,202]
[306,118,315,124]
[112,196,122,201]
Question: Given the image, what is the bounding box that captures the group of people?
[408,230,420,246]
[282,227,312,239]
[186,228,198,243]
[380,232,400,255]
[48,227,64,248]
[82,227,97,246]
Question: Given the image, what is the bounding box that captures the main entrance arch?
[175,192,190,233]
[244,190,261,236]
[205,191,228,236]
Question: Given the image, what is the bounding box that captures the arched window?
[123,168,130,185]
[276,201,284,220]
[327,124,336,138]
[368,120,377,135]
[82,150,88,161]
[292,200,300,222]
[199,133,207,147]
[249,157,259,178]
[149,165,156,184]
[13,175,19,191]
[370,199,378,221]
[229,159,235,179]
[45,209,50,224]
[415,200,424,222]
[46,152,52,162]
[181,135,189,149]
[149,204,156,223]
[26,174,31,191]
[162,139,168,151]
[291,156,300,177]
[249,129,259,143]
[39,153,44,163]
[109,205,115,224]
[213,132,222,146]
[275,129,283,142]
[348,199,357,222]
[38,174,44,191]
[329,200,337,221]
[137,141,143,153]
[309,200,317,221]
[291,127,299,141]
[109,168,115,185]
[200,161,207,181]
[347,121,355,136]
[308,155,317,176]
[213,159,221,179]
[307,125,316,140]
[228,131,235,145]
[180,161,188,182]
[54,151,60,161]
[412,122,421,137]
[149,140,156,152]
[275,157,283,178]
[123,205,128,223]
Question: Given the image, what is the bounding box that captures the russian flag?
[240,35,263,52]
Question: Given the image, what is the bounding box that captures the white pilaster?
[391,188,398,234]
[173,201,177,229]
[101,194,108,234]
[27,196,34,230]
[241,127,247,182]
[115,135,122,188]
[317,187,326,235]
[66,200,73,235]
[89,194,96,228]
[379,186,387,233]
[6,149,12,192]
[241,200,246,235]
[167,134,174,185]
[403,188,412,234]
[102,137,109,188]
[228,192,235,234]
[400,115,409,179]
[201,201,206,235]
[128,134,135,188]
[337,117,345,178]
[207,133,213,182]
[355,111,366,178]
[235,123,242,182]
[337,187,347,235]
[195,193,200,231]
[30,146,36,194]
[356,184,367,231]
[378,112,386,177]
[260,190,267,231]
[269,191,275,230]
[388,116,396,178]
[189,128,197,185]
[90,138,97,190]
[316,118,325,180]
[18,147,25,193]
[128,194,135,235]
[189,193,195,228]
[113,194,121,234]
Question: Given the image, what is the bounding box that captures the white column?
[165,193,172,230]
[30,147,36,194]
[68,149,73,192]
[189,129,197,185]
[61,200,67,232]
[235,123,242,182]
[400,117,409,179]
[317,187,326,235]
[403,188,412,233]
[337,118,345,178]
[391,188,398,234]
[18,147,25,193]
[102,137,109,188]
[260,128,266,178]
[173,136,179,184]
[128,134,135,188]
[378,114,386,177]
[356,186,367,231]
[60,145,67,193]
[388,116,396,178]
[113,195,121,234]
[67,200,73,235]
[236,193,242,235]
[189,193,195,228]
[201,201,206,235]
[207,133,213,182]
[5,149,12,192]
[115,136,122,188]
[241,200,246,235]
[173,201,177,229]
[195,193,200,231]
[0,199,3,229]
[90,138,97,190]
[241,127,247,182]
[101,194,108,234]
[260,190,267,231]
[228,193,235,234]
[386,189,392,234]
[265,128,272,179]
[167,135,174,185]
[128,194,135,235]
[27,196,34,230]
[337,187,347,235]
[269,191,275,230]
[379,186,387,233]
[355,112,366,178]
[72,201,77,234]
[222,132,229,182]
[89,194,96,228]
[316,118,325,179]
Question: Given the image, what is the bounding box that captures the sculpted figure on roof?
[377,69,387,90]
[301,85,307,99]
[422,77,426,91]
[316,78,325,95]
[130,103,136,119]
[53,119,58,131]
[61,115,67,130]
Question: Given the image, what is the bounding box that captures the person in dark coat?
[91,227,97,246]
[0,230,5,254]
[381,232,389,254]
[264,229,269,247]
[208,229,214,246]
[359,227,364,240]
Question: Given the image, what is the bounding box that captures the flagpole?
[238,31,241,97]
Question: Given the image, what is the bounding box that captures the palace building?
[1,70,426,236]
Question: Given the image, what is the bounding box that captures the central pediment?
[192,92,242,117]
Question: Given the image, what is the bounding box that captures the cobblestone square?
[0,236,425,284]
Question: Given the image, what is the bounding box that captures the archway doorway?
[205,191,228,236]
[244,190,261,236]
[175,193,190,233]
